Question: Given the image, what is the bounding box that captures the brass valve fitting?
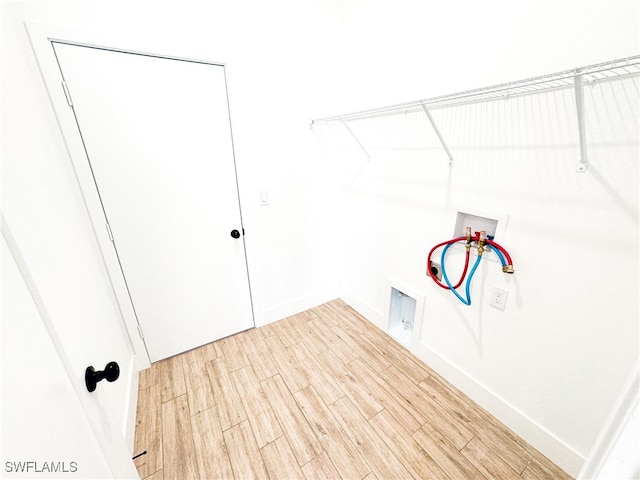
[477,230,487,256]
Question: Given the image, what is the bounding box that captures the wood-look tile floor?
[133,299,572,480]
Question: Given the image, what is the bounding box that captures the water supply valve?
[426,227,515,306]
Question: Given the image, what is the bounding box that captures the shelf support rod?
[421,104,453,167]
[574,70,588,173]
[341,119,370,160]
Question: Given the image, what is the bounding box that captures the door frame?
[577,360,639,479]
[26,21,255,368]
[27,21,152,369]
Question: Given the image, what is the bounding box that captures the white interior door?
[53,43,254,362]
[2,220,138,479]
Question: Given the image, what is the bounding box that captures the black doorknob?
[85,361,120,392]
[230,229,241,239]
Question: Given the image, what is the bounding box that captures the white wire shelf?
[310,55,639,173]
[311,55,640,124]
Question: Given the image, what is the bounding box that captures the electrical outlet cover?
[490,286,508,311]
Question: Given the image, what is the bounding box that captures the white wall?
[307,0,640,116]
[309,0,639,476]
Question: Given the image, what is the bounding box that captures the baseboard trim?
[258,289,339,326]
[415,341,585,477]
[338,287,385,329]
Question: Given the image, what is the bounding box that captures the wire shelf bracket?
[421,104,453,167]
[341,119,370,161]
[574,70,588,173]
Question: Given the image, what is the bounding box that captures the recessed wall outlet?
[429,261,442,281]
[490,286,508,311]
